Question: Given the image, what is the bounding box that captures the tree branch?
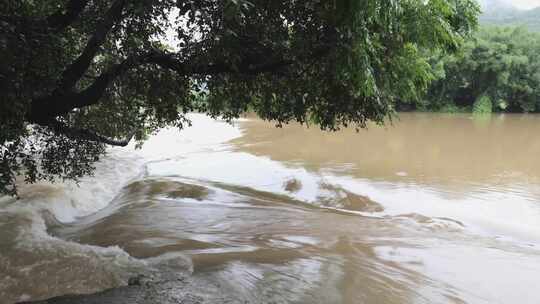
[47,119,134,146]
[30,49,296,122]
[46,0,90,32]
[29,52,150,121]
[57,0,127,91]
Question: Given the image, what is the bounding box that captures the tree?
[0,0,479,195]
[399,26,540,113]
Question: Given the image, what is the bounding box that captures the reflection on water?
[1,113,540,304]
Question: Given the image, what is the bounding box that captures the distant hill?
[479,0,540,31]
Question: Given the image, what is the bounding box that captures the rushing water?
[1,113,540,304]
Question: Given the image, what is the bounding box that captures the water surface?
[1,113,540,304]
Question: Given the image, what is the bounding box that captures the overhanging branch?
[30,50,297,121]
[47,119,134,147]
[29,52,149,121]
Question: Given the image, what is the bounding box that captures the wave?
[0,150,147,303]
[0,114,243,303]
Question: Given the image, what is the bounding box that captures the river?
[1,113,540,304]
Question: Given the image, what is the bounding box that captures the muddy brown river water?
[1,113,540,304]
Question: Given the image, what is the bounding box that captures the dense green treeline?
[397,26,540,113]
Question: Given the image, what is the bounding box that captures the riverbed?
[1,113,540,304]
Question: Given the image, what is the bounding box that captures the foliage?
[472,95,492,114]
[0,0,479,195]
[398,26,540,113]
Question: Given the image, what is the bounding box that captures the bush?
[473,95,492,114]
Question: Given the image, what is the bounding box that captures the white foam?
[3,114,236,223]
[7,150,144,223]
[323,175,540,246]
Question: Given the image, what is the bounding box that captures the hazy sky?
[504,0,540,9]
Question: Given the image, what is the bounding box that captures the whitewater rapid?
[0,114,247,303]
